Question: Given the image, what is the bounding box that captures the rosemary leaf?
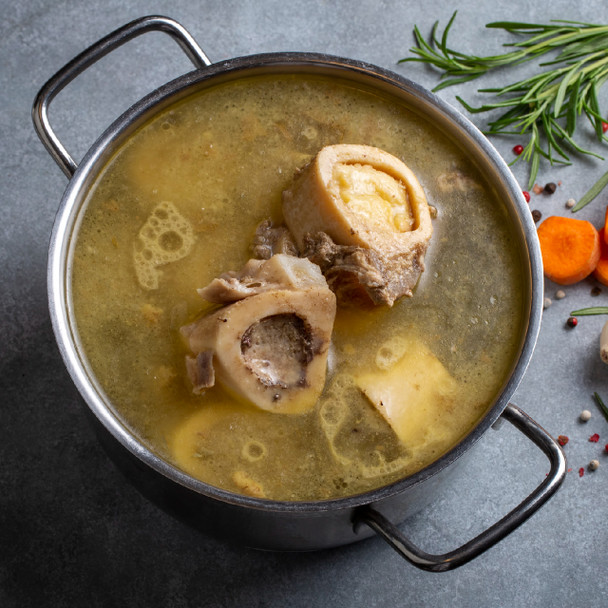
[433,75,481,91]
[566,72,582,135]
[593,392,608,423]
[571,168,608,211]
[590,81,603,139]
[570,306,608,315]
[552,122,599,159]
[529,138,541,186]
[554,66,577,116]
[439,12,457,55]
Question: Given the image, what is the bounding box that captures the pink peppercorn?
[522,191,530,203]
[579,467,585,477]
[603,121,608,133]
[589,433,600,443]
[513,144,524,155]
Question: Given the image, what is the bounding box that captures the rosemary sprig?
[593,392,608,422]
[401,13,608,189]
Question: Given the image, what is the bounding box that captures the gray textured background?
[2,0,608,606]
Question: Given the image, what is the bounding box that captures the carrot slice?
[594,225,608,286]
[537,215,600,285]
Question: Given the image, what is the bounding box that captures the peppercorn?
[513,144,524,155]
[566,198,576,209]
[589,433,600,442]
[531,209,542,223]
[555,290,566,299]
[566,316,578,328]
[544,182,557,194]
[589,459,600,471]
[557,435,569,446]
[603,121,608,133]
[579,467,585,477]
[580,410,592,422]
[543,297,552,309]
[522,190,531,203]
[591,286,602,296]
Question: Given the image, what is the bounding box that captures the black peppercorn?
[544,182,557,194]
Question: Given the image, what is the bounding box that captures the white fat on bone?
[282,144,433,306]
[181,254,336,414]
[356,337,460,447]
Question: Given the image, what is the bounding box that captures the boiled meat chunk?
[302,231,423,308]
[197,253,326,304]
[181,255,336,414]
[185,350,215,395]
[251,219,298,260]
[282,144,433,306]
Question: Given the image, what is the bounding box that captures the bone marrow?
[241,313,313,388]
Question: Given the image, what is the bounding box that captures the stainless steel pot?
[33,16,566,572]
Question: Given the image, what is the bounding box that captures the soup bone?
[33,14,565,572]
[283,144,433,306]
[182,255,337,414]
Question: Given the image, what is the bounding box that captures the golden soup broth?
[71,74,525,501]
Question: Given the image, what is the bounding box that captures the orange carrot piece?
[594,225,608,286]
[537,215,600,285]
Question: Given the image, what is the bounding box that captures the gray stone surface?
[2,0,608,606]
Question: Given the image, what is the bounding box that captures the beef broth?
[71,74,525,501]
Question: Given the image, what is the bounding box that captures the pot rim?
[48,50,544,514]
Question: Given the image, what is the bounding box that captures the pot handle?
[32,15,211,178]
[355,403,566,572]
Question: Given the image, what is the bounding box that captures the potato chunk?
[356,337,460,447]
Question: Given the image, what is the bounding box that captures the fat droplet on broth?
[133,201,195,290]
[375,335,409,370]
